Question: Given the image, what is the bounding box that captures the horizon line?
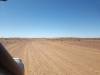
[0,36,100,39]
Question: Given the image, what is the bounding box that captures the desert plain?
[0,38,100,75]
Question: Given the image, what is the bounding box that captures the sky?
[0,0,100,38]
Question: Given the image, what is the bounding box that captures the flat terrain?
[0,38,100,75]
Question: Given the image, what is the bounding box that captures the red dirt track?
[1,39,100,75]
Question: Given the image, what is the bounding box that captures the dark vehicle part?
[0,0,7,1]
[0,43,24,75]
[13,58,24,75]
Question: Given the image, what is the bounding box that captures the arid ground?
[0,38,100,75]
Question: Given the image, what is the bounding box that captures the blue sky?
[0,0,100,38]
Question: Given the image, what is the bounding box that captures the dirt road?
[2,39,100,75]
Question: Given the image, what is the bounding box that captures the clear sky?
[0,0,100,38]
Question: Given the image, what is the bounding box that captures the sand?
[1,38,100,75]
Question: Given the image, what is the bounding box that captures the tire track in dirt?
[5,40,100,75]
